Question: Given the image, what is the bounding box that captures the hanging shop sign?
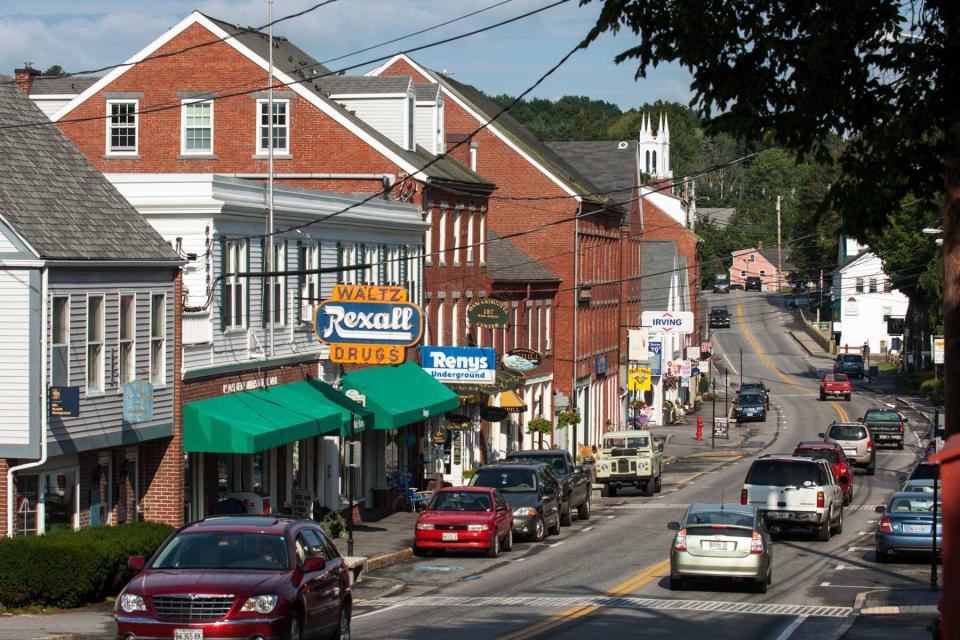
[314,284,423,365]
[490,370,525,393]
[467,298,509,328]
[48,386,80,418]
[433,428,447,445]
[503,348,542,372]
[649,341,662,377]
[122,379,154,423]
[594,354,609,375]
[628,328,649,361]
[641,310,695,335]
[421,346,496,383]
[481,406,510,422]
[680,359,693,378]
[628,367,652,392]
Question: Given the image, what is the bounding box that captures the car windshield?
[430,491,492,512]
[737,393,764,404]
[604,436,650,449]
[909,464,939,480]
[794,448,840,464]
[829,424,867,440]
[711,309,728,315]
[903,482,935,493]
[746,460,821,487]
[864,411,900,422]
[150,532,290,570]
[685,510,756,528]
[840,355,864,363]
[888,496,941,513]
[509,455,565,474]
[471,469,538,492]
[825,374,848,382]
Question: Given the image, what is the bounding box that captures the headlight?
[120,593,146,613]
[515,507,537,517]
[241,595,279,614]
[416,522,435,530]
[467,524,489,532]
[601,464,609,471]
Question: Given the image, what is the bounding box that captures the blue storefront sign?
[420,346,496,383]
[122,379,154,423]
[649,341,662,377]
[594,354,609,375]
[48,386,80,417]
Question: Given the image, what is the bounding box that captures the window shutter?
[296,240,304,324]
[378,245,386,284]
[219,237,227,331]
[261,238,267,327]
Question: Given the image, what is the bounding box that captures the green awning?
[341,361,459,430]
[183,379,371,454]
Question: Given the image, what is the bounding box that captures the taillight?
[899,423,905,433]
[879,517,893,533]
[750,531,763,554]
[866,440,873,451]
[817,491,825,509]
[674,529,687,552]
[741,488,748,505]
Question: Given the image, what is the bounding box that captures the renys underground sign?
[315,285,423,364]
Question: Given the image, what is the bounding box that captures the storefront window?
[44,470,77,532]
[15,474,39,535]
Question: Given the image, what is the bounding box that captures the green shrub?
[897,370,935,392]
[919,377,944,404]
[0,522,173,609]
[698,376,710,394]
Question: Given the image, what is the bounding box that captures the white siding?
[415,104,436,154]
[0,232,16,252]
[0,270,33,446]
[30,97,73,119]
[334,97,406,147]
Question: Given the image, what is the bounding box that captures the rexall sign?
[641,310,695,335]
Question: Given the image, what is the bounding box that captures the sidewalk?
[840,588,941,639]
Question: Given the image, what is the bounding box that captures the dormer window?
[107,100,138,155]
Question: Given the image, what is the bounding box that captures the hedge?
[0,522,174,609]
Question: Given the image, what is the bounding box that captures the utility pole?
[776,195,783,292]
[266,0,275,357]
[740,347,743,388]
[571,207,580,455]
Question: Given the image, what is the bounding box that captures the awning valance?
[496,389,527,413]
[183,379,371,454]
[341,362,459,430]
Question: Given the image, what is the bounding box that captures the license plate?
[904,524,930,534]
[704,540,732,551]
[766,512,786,519]
[174,631,203,640]
[843,448,857,456]
[442,532,458,541]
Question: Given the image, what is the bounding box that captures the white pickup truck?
[741,455,844,541]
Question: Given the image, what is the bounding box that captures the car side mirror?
[817,433,825,439]
[874,505,886,514]
[656,442,664,452]
[897,473,908,484]
[667,521,681,531]
[303,556,326,573]
[902,417,909,423]
[839,477,849,485]
[128,555,146,572]
[574,466,584,474]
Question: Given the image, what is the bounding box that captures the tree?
[583,0,959,436]
[42,65,68,77]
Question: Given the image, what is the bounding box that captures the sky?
[0,0,695,110]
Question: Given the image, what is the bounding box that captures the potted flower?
[526,416,553,435]
[556,411,581,430]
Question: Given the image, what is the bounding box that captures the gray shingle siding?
[485,230,559,282]
[641,240,679,310]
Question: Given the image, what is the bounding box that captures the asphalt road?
[353,291,935,640]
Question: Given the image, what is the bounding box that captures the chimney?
[757,240,764,250]
[14,64,40,94]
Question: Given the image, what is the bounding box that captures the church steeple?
[637,112,672,179]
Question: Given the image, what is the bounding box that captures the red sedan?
[793,441,855,505]
[415,487,514,557]
[820,372,852,401]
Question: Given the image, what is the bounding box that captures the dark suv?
[116,515,351,640]
[470,461,562,542]
[834,353,865,378]
[745,276,763,291]
[709,307,731,328]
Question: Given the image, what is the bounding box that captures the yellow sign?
[629,367,652,392]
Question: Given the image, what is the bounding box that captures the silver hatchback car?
[668,503,773,593]
[821,422,876,475]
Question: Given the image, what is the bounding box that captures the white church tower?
[637,112,672,179]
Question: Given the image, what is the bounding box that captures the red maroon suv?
[116,515,351,640]
[793,441,855,505]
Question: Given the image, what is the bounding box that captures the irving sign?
[315,285,423,365]
[641,310,695,335]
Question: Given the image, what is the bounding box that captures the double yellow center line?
[498,558,672,640]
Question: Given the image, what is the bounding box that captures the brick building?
[730,243,791,291]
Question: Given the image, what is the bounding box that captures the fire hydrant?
[696,416,703,441]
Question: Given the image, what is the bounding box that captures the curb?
[683,450,745,460]
[365,547,413,572]
[789,331,819,357]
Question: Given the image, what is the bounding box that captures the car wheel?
[577,497,591,520]
[654,474,662,493]
[867,462,876,476]
[548,514,561,536]
[876,548,888,563]
[503,529,514,552]
[817,516,832,542]
[413,546,428,557]
[331,604,350,640]
[643,480,655,497]
[832,507,844,535]
[669,575,684,590]
[560,502,573,526]
[600,484,610,498]
[486,531,500,558]
[533,518,545,542]
[286,609,304,640]
[753,576,768,594]
[897,441,904,450]
[843,492,851,507]
[820,392,826,401]
[845,394,851,401]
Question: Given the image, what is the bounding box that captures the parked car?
[713,279,731,294]
[595,429,664,497]
[745,276,763,291]
[505,449,591,525]
[902,479,937,494]
[116,515,351,640]
[733,391,767,422]
[414,487,514,558]
[469,461,562,542]
[741,455,844,541]
[904,461,939,483]
[730,283,745,290]
[861,408,907,450]
[820,373,852,401]
[875,491,942,563]
[740,381,770,408]
[793,441,855,505]
[668,504,773,593]
[709,307,731,328]
[834,353,865,378]
[821,421,876,475]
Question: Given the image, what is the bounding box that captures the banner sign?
[628,329,649,361]
[122,379,154,423]
[641,310,695,334]
[467,298,509,328]
[420,346,496,383]
[686,346,700,361]
[628,367,652,392]
[503,348,542,372]
[48,386,80,418]
[315,285,423,364]
[680,359,693,378]
[932,336,944,365]
[649,341,662,376]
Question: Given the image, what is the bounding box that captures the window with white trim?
[439,209,447,264]
[51,296,70,387]
[225,240,247,329]
[451,300,459,347]
[257,99,289,154]
[86,295,104,393]
[545,302,552,352]
[479,214,486,264]
[425,210,433,264]
[264,241,286,325]
[537,304,543,353]
[181,100,213,154]
[436,300,445,346]
[527,304,533,348]
[868,278,878,294]
[453,212,461,265]
[513,306,519,348]
[466,212,474,263]
[300,242,319,323]
[150,293,166,386]
[119,294,135,386]
[107,101,137,154]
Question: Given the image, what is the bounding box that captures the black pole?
[740,347,743,388]
[711,376,716,451]
[724,368,729,420]
[931,464,939,590]
[347,413,355,557]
